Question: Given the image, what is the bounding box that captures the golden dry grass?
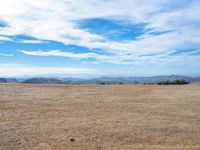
[0,84,200,150]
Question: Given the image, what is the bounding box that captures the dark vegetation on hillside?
[157,80,189,85]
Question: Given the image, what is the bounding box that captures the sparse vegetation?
[157,80,189,85]
[0,84,200,149]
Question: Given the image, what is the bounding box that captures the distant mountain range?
[0,75,200,84]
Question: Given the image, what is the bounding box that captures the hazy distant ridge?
[0,75,200,84]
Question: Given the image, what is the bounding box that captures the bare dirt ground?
[0,84,200,150]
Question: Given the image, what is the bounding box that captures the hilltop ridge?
[0,75,199,84]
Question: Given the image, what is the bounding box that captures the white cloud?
[0,35,13,41]
[18,49,200,66]
[16,39,47,44]
[19,50,109,60]
[0,0,200,64]
[0,35,47,43]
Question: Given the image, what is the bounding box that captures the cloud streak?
[19,50,109,60]
[0,53,13,57]
[18,49,200,66]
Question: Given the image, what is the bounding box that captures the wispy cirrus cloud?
[0,35,13,41]
[19,50,110,60]
[0,0,200,76]
[18,49,200,66]
[0,0,200,55]
[0,53,13,57]
[0,35,47,44]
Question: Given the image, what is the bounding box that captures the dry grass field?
[0,84,200,150]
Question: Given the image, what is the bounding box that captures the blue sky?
[0,0,200,77]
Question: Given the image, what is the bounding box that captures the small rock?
[70,138,75,142]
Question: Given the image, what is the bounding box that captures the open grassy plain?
[0,84,200,150]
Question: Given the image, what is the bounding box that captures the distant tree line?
[157,80,189,85]
[98,80,190,85]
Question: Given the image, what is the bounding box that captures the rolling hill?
[0,75,199,84]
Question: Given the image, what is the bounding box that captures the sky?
[0,0,200,77]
